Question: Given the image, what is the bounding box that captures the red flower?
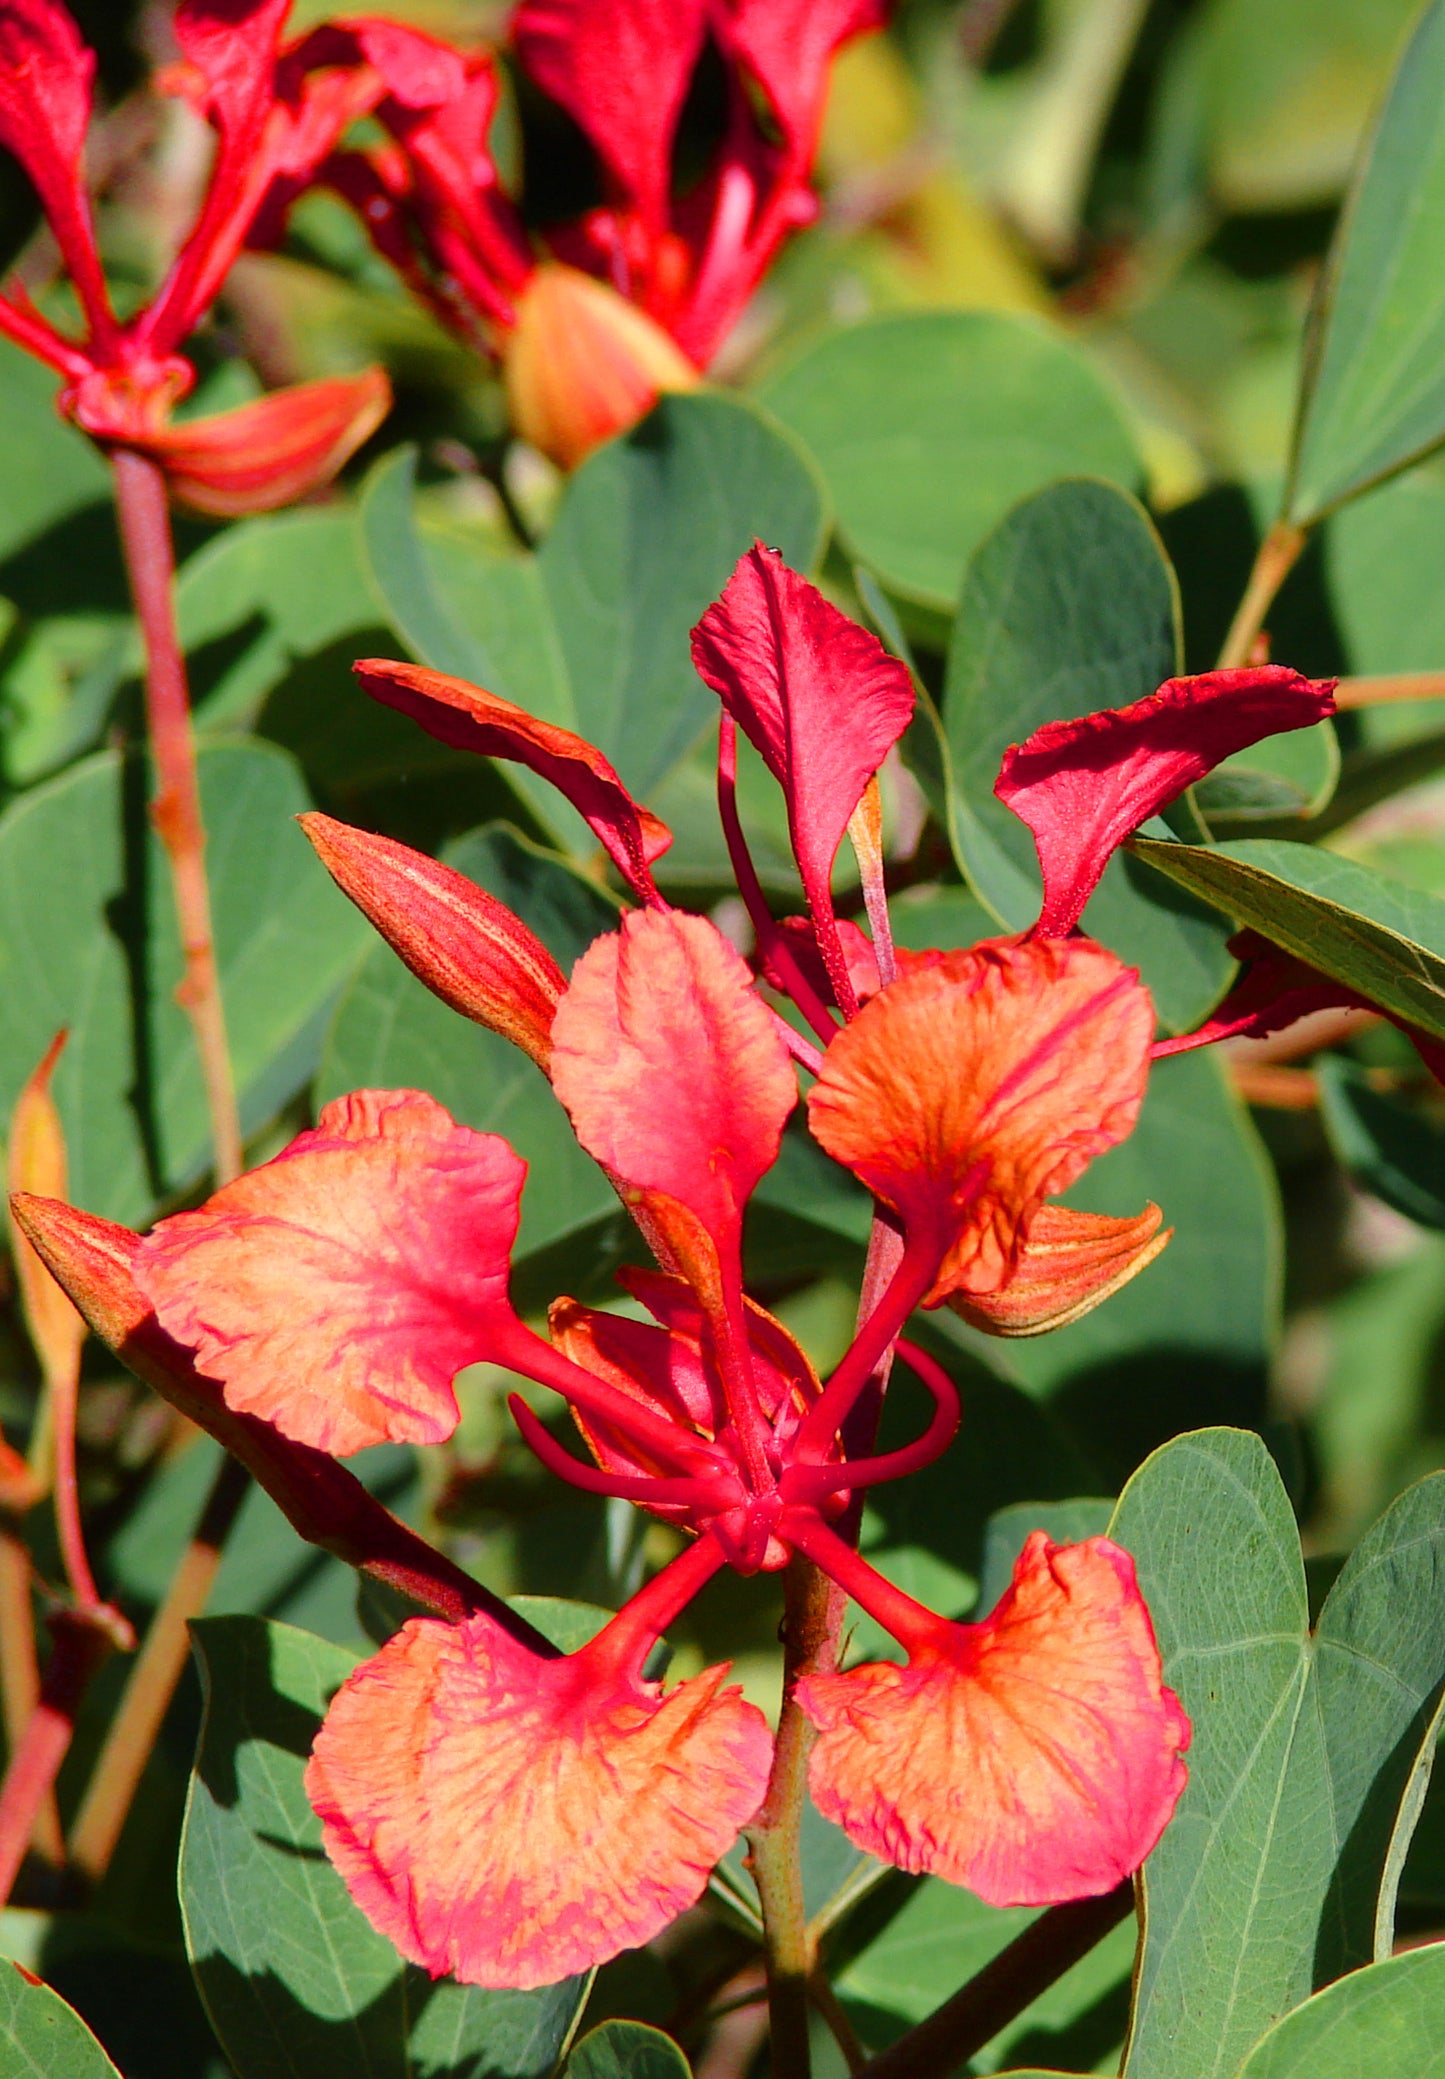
[67,549,1195,1985]
[0,0,389,509]
[257,0,887,463]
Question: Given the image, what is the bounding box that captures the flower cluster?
[258,0,884,464]
[18,545,1345,1990]
[0,0,390,513]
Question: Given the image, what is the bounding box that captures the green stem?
[747,1556,839,2079]
[1217,521,1309,670]
[858,1881,1135,2079]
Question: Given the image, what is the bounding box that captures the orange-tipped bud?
[503,263,700,469]
[950,1203,1170,1338]
[6,1033,86,1395]
[300,815,566,1069]
[145,368,391,517]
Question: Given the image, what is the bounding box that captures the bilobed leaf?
[1113,1432,1445,2079]
[1233,1943,1445,2079]
[181,1616,590,2079]
[1287,1,1445,523]
[0,1963,121,2079]
[1130,835,1445,1042]
[0,739,373,1226]
[1317,1057,1445,1229]
[359,395,827,848]
[939,477,1235,1030]
[759,314,1140,612]
[319,824,623,1272]
[563,2020,692,2079]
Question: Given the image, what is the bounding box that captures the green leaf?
[1112,1432,1445,2079]
[1129,835,1445,1042]
[0,338,111,573]
[1287,1,1445,522]
[563,2019,692,2079]
[0,739,373,1225]
[319,824,622,1273]
[1233,1943,1445,2078]
[0,1963,121,2079]
[360,393,826,838]
[1001,1049,1281,1414]
[1197,0,1418,214]
[759,314,1140,612]
[181,1616,589,2079]
[939,477,1235,1030]
[1317,1057,1445,1228]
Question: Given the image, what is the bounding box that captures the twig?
[809,1971,867,2075]
[1217,522,1308,670]
[67,1452,249,1886]
[0,1523,62,1867]
[857,1882,1135,2079]
[0,1614,118,1906]
[1334,672,1445,709]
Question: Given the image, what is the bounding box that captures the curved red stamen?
[793,1235,942,1462]
[781,1337,959,1501]
[508,1394,739,1512]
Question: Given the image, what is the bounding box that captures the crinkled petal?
[513,0,707,228]
[950,1204,1169,1338]
[134,1090,526,1455]
[806,937,1153,1303]
[549,910,796,1294]
[798,1532,1189,1905]
[306,1612,772,1987]
[692,548,914,979]
[355,659,671,899]
[995,669,1337,937]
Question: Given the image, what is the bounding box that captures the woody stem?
[110,448,243,1188]
[747,1554,837,2079]
[1217,520,1308,670]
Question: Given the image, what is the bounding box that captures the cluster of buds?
[259,0,885,464]
[0,0,390,514]
[19,546,1355,1989]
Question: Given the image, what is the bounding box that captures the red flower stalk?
[26,549,1216,1987]
[0,0,389,511]
[257,1,886,464]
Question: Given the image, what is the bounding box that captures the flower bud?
[503,263,699,469]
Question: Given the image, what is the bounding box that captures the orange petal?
[549,909,796,1300]
[797,1532,1189,1905]
[806,936,1154,1304]
[502,263,700,469]
[301,814,565,1068]
[133,1090,525,1455]
[306,1612,772,1987]
[951,1203,1170,1337]
[6,1032,85,1393]
[142,369,391,516]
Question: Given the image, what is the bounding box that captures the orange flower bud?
[949,1203,1170,1337]
[144,367,392,517]
[301,815,566,1069]
[503,263,700,469]
[6,1032,85,1397]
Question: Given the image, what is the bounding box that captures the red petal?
[135,369,391,516]
[355,659,672,900]
[950,1203,1169,1338]
[549,910,796,1297]
[692,548,914,965]
[806,937,1154,1304]
[995,669,1338,937]
[798,1532,1189,1905]
[306,1612,772,1987]
[719,0,885,162]
[513,0,707,228]
[133,1091,526,1456]
[0,0,113,341]
[301,814,565,1068]
[144,0,294,351]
